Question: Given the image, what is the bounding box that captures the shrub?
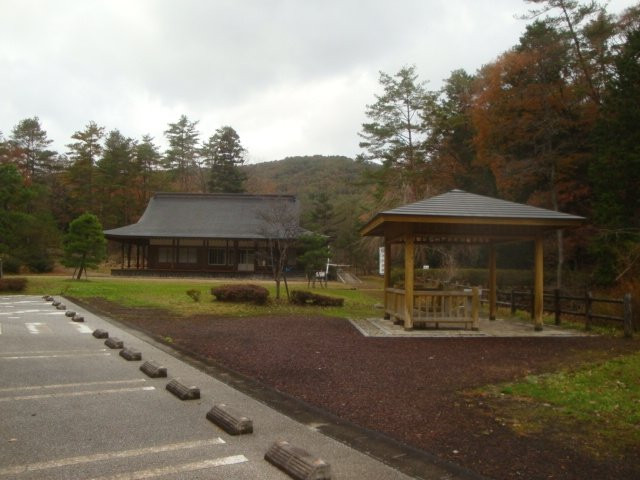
[1,256,21,274]
[186,289,201,302]
[211,284,269,305]
[0,277,28,292]
[290,290,344,307]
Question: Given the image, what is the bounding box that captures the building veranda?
[360,190,585,331]
[104,193,305,277]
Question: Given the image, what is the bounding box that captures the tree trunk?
[549,161,563,289]
[76,254,86,280]
[283,274,290,300]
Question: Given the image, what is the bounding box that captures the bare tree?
[257,197,304,300]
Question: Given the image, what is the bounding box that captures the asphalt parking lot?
[0,295,417,480]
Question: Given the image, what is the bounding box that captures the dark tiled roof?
[381,190,585,220]
[361,190,585,238]
[104,193,304,239]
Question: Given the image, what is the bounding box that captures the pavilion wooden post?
[403,234,415,330]
[489,243,497,321]
[383,241,391,319]
[534,236,544,331]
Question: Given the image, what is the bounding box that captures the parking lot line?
[0,438,227,477]
[25,322,53,334]
[85,456,249,480]
[0,309,44,315]
[0,348,108,356]
[0,352,111,360]
[0,386,156,402]
[0,378,147,393]
[69,322,94,333]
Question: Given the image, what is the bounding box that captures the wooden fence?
[481,288,634,338]
[385,288,479,330]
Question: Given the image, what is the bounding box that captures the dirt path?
[78,297,640,480]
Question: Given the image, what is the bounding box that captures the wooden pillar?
[404,234,414,331]
[489,243,497,321]
[383,241,391,319]
[534,236,544,331]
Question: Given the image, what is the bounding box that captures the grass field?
[23,275,384,319]
[478,351,640,459]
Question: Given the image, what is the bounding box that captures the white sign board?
[379,247,385,276]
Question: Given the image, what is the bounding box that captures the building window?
[238,249,254,265]
[178,247,198,264]
[158,247,174,263]
[208,247,227,266]
[237,248,255,271]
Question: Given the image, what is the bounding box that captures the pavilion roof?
[360,190,585,241]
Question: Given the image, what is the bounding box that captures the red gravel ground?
[81,298,640,480]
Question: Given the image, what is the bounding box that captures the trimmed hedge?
[211,284,269,305]
[290,290,344,307]
[0,277,28,292]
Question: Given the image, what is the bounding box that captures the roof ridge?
[153,192,297,200]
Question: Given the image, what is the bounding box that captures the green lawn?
[481,351,640,457]
[23,275,383,319]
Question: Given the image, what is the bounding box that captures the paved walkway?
[350,316,592,338]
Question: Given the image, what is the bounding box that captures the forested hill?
[243,155,379,268]
[242,155,370,198]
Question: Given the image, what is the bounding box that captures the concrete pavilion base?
[349,316,592,338]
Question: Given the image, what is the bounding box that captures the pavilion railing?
[385,288,479,330]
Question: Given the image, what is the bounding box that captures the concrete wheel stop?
[265,440,331,480]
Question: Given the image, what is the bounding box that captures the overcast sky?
[1,0,636,163]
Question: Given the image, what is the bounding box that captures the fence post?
[585,291,593,331]
[554,288,561,325]
[510,289,516,315]
[623,293,633,339]
[530,289,535,322]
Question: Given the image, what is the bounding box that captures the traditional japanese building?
[104,193,304,276]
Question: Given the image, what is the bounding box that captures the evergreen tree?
[164,115,200,191]
[589,27,640,283]
[62,213,107,279]
[307,191,336,238]
[64,121,105,215]
[96,130,136,228]
[358,65,431,203]
[0,163,59,272]
[296,233,330,287]
[8,117,56,180]
[201,126,247,193]
[134,134,163,204]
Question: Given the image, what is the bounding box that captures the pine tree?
[358,66,431,203]
[201,126,247,193]
[164,115,200,191]
[9,117,57,180]
[64,121,105,215]
[62,213,107,279]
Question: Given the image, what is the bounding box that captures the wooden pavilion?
[360,190,584,331]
